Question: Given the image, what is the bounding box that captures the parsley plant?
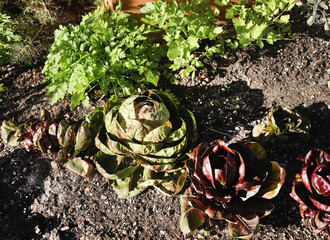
[43,4,164,109]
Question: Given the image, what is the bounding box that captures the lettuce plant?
[290,149,330,233]
[180,139,285,239]
[253,106,311,143]
[94,90,196,198]
[0,109,100,178]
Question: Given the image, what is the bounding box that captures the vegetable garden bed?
[0,0,329,239]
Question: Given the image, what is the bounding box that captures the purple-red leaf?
[311,163,330,197]
[309,196,330,213]
[301,165,314,194]
[202,155,216,188]
[290,176,314,207]
[304,149,330,166]
[311,210,328,233]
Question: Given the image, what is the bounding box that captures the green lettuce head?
[95,90,196,198]
[253,106,311,144]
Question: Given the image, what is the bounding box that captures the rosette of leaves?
[0,108,102,178]
[290,149,330,233]
[180,139,286,239]
[252,106,311,143]
[95,89,196,198]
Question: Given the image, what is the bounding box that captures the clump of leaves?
[253,106,311,144]
[180,140,285,239]
[140,0,225,79]
[290,149,330,233]
[297,0,330,35]
[0,12,20,65]
[0,108,103,178]
[94,89,196,198]
[0,83,8,103]
[43,4,165,109]
[217,0,296,49]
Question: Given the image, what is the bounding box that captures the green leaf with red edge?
[258,161,286,199]
[228,213,259,239]
[181,195,194,214]
[311,163,330,197]
[244,198,275,219]
[180,207,205,234]
[309,196,330,213]
[180,195,207,214]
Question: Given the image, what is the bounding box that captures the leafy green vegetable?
[43,4,165,109]
[94,90,196,198]
[0,108,99,178]
[141,0,225,79]
[216,0,296,49]
[253,106,311,143]
[0,12,20,65]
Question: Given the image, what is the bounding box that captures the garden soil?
[0,6,330,240]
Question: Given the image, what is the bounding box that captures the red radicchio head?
[290,149,330,233]
[180,139,286,239]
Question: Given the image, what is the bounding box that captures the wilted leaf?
[57,120,69,146]
[64,157,94,178]
[0,121,22,147]
[228,213,259,239]
[62,125,77,154]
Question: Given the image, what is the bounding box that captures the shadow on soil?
[0,149,72,239]
[168,80,267,142]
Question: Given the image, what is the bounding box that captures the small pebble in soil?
[35,225,41,234]
[60,226,70,231]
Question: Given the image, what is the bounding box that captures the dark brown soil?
[0,6,330,240]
